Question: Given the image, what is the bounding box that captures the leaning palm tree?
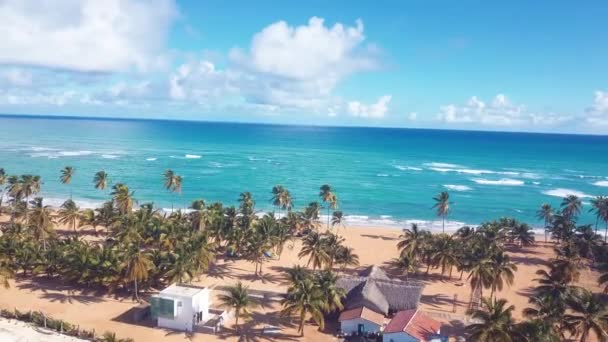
[433,191,450,233]
[563,289,608,342]
[319,184,337,229]
[488,252,517,299]
[271,185,292,215]
[536,203,554,243]
[163,170,181,211]
[561,195,582,220]
[331,211,344,232]
[466,297,518,342]
[334,246,359,272]
[467,258,494,310]
[122,245,153,302]
[298,231,330,270]
[94,170,109,191]
[281,277,325,337]
[60,166,75,199]
[509,222,535,248]
[58,199,80,235]
[315,270,346,313]
[589,196,608,239]
[218,282,256,333]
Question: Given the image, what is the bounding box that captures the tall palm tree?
[466,297,518,342]
[390,253,419,279]
[589,196,608,240]
[467,258,494,310]
[0,168,6,209]
[319,184,337,230]
[60,166,75,199]
[28,197,54,246]
[431,234,458,279]
[218,282,255,333]
[94,170,109,192]
[561,195,582,220]
[298,231,329,270]
[331,211,344,233]
[536,203,554,243]
[563,289,608,342]
[58,199,80,235]
[281,277,325,337]
[163,170,182,211]
[271,185,292,216]
[111,183,136,215]
[122,245,153,302]
[433,191,451,233]
[488,252,517,299]
[509,222,535,248]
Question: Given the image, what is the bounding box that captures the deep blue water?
[1,114,607,230]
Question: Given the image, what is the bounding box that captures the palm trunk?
[299,309,306,337]
[442,216,445,234]
[327,207,330,230]
[134,279,139,301]
[235,308,240,333]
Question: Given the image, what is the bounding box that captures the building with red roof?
[383,309,444,342]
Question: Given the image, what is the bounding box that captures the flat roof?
[160,284,206,298]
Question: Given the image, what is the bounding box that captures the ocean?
[1,114,607,231]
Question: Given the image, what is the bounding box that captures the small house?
[382,309,444,342]
[150,284,210,332]
[338,306,385,335]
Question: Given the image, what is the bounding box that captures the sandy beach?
[0,213,602,342]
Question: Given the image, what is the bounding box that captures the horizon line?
[1,112,606,138]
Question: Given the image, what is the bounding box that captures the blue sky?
[0,0,607,133]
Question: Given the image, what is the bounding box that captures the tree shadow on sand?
[420,294,466,313]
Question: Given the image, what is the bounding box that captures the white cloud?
[0,68,33,86]
[585,90,608,125]
[348,95,392,118]
[230,17,375,81]
[437,94,572,127]
[0,0,177,72]
[408,112,418,121]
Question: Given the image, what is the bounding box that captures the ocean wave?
[593,181,608,187]
[394,165,423,171]
[472,178,524,186]
[30,150,94,158]
[424,162,462,168]
[543,188,592,198]
[444,184,472,191]
[185,154,202,159]
[58,151,93,157]
[146,157,157,161]
[248,156,271,162]
[532,181,541,185]
[101,154,119,159]
[376,173,389,177]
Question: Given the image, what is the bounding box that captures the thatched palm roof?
[337,266,425,315]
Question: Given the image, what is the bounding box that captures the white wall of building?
[156,288,211,332]
[383,332,418,342]
[341,318,381,334]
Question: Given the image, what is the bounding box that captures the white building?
[338,306,385,335]
[150,284,211,332]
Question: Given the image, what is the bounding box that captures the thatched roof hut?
[337,265,424,315]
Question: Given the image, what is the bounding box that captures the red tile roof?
[384,309,441,341]
[338,306,385,326]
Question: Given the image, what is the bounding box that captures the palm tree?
[218,282,255,333]
[431,234,458,278]
[281,277,325,336]
[467,258,494,310]
[60,166,75,199]
[315,270,346,313]
[111,183,135,215]
[298,231,329,270]
[589,196,608,240]
[58,199,80,235]
[536,203,554,243]
[94,170,109,192]
[163,170,182,211]
[561,195,582,220]
[390,254,419,279]
[0,168,6,209]
[466,297,518,342]
[488,252,517,299]
[271,185,292,215]
[98,332,134,342]
[563,289,608,342]
[122,245,153,302]
[28,197,54,246]
[397,223,428,261]
[319,184,337,230]
[509,222,535,248]
[433,191,450,233]
[0,257,13,289]
[334,246,359,272]
[331,211,344,232]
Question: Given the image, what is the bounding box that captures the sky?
[0,0,607,134]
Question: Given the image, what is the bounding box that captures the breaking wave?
[472,178,524,186]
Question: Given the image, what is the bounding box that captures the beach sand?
[0,318,87,342]
[0,217,602,341]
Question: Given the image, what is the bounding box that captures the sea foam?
[543,188,592,198]
[146,157,157,161]
[185,154,202,159]
[394,165,423,171]
[472,178,524,186]
[444,184,472,191]
[593,181,608,187]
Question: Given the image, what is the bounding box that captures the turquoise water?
[1,115,607,230]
